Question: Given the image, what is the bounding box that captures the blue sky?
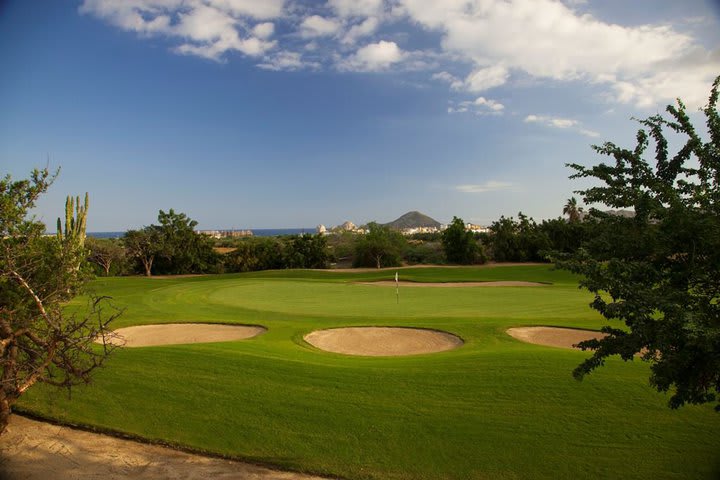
[1,0,719,231]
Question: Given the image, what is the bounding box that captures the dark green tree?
[563,197,583,223]
[123,227,161,276]
[353,222,406,269]
[0,168,120,433]
[153,209,218,275]
[442,216,481,264]
[557,75,720,410]
[489,213,549,262]
[284,234,329,269]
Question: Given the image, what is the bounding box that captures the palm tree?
[563,197,583,223]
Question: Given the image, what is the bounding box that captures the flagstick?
[395,271,399,304]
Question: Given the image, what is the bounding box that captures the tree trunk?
[103,262,111,276]
[0,389,15,435]
[375,255,381,269]
[142,256,153,276]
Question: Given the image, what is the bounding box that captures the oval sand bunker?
[507,326,606,350]
[106,323,266,347]
[304,327,463,356]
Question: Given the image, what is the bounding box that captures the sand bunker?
[507,326,606,350]
[103,323,266,347]
[304,327,463,356]
[361,281,546,287]
[0,415,327,480]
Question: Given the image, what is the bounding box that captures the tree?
[153,209,218,275]
[123,227,161,276]
[488,213,549,262]
[0,168,120,433]
[557,75,720,410]
[87,238,126,276]
[353,222,406,269]
[563,197,583,223]
[442,216,481,264]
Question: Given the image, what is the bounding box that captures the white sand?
[304,327,463,356]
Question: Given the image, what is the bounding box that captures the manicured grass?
[18,265,720,479]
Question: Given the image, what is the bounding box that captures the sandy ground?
[0,415,329,480]
[104,324,266,347]
[506,326,606,349]
[304,327,463,356]
[360,281,546,287]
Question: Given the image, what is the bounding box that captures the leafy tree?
[0,169,120,433]
[153,209,218,275]
[488,213,549,262]
[284,234,329,269]
[353,222,406,269]
[123,227,161,276]
[442,216,482,264]
[87,237,126,276]
[563,197,584,223]
[557,76,720,410]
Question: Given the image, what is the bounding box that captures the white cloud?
[524,114,599,137]
[79,0,281,61]
[342,17,380,44]
[473,97,504,112]
[205,0,284,19]
[456,181,513,193]
[399,0,719,107]
[463,65,509,92]
[340,40,404,71]
[79,0,719,107]
[432,71,463,90]
[300,15,341,38]
[329,0,384,18]
[257,50,318,71]
[252,22,275,39]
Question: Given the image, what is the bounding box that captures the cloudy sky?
[1,0,719,230]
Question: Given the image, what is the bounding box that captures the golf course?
[16,265,720,479]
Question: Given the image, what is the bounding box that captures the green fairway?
[17,265,720,479]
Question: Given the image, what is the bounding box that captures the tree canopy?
[441,216,482,264]
[557,75,720,410]
[353,222,406,269]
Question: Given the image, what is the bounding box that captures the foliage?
[0,168,120,433]
[488,212,550,262]
[441,216,483,264]
[352,222,406,268]
[557,75,720,410]
[86,237,127,276]
[403,240,445,265]
[562,197,583,223]
[223,234,329,273]
[283,234,330,269]
[153,209,219,275]
[123,227,161,277]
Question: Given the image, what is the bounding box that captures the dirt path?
[360,281,547,287]
[304,327,463,356]
[506,326,606,349]
[0,415,330,480]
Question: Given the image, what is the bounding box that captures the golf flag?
[395,271,399,304]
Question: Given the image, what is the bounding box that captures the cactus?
[57,193,89,247]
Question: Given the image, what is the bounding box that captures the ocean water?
[86,228,316,239]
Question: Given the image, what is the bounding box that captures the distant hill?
[383,211,441,230]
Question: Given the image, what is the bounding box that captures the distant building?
[340,221,356,231]
[198,229,253,239]
[316,224,327,235]
[465,223,489,233]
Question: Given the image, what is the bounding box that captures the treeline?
[87,204,595,276]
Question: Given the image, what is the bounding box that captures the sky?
[1,0,719,231]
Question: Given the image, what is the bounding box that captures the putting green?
[17,265,720,480]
